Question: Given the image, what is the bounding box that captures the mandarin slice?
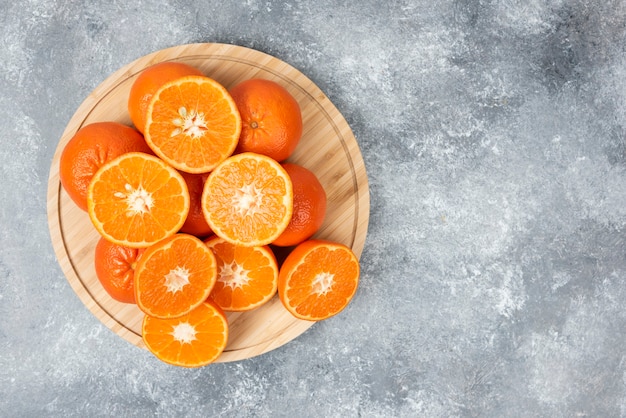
[277,239,360,321]
[142,300,228,367]
[205,235,278,311]
[135,233,217,319]
[201,152,293,247]
[87,152,190,248]
[144,75,241,173]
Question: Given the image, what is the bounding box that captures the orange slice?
[144,75,241,173]
[201,152,293,247]
[87,152,190,248]
[277,239,360,321]
[142,300,228,367]
[135,233,217,319]
[205,235,278,311]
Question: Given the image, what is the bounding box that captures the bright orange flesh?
[135,234,217,319]
[205,235,278,311]
[144,75,241,173]
[87,152,190,248]
[142,300,228,367]
[128,62,203,134]
[201,152,293,247]
[59,122,152,211]
[278,240,360,321]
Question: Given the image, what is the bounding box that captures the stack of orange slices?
[58,61,361,368]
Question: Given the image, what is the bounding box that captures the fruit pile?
[59,62,360,367]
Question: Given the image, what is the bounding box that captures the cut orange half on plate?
[202,152,293,247]
[278,239,360,321]
[87,152,190,248]
[135,233,217,319]
[205,235,278,311]
[142,300,228,367]
[144,75,241,173]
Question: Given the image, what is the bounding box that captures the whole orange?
[178,171,213,237]
[272,163,327,247]
[128,61,203,133]
[229,78,303,162]
[59,122,152,211]
[94,237,144,304]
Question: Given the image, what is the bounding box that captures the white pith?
[231,183,264,217]
[164,266,191,293]
[171,322,197,344]
[114,183,154,215]
[312,272,334,295]
[171,106,207,138]
[218,261,251,289]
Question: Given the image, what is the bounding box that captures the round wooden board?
[47,43,370,363]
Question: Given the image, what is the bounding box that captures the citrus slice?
[59,122,152,211]
[201,152,293,247]
[87,152,190,248]
[144,75,241,173]
[134,233,217,319]
[128,62,203,134]
[205,235,278,311]
[277,239,360,321]
[142,300,228,367]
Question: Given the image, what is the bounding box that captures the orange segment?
[142,300,228,367]
[277,239,360,321]
[202,152,293,247]
[144,75,241,173]
[205,235,278,311]
[87,152,190,248]
[135,234,217,319]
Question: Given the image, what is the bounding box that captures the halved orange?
[205,235,278,311]
[144,75,241,173]
[87,152,190,248]
[278,239,360,321]
[202,152,293,247]
[134,233,217,319]
[142,300,228,367]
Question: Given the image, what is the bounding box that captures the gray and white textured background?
[1,0,625,416]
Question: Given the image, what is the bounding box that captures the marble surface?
[1,1,625,416]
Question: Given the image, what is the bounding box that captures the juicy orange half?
[87,152,190,248]
[202,152,293,247]
[142,300,228,367]
[144,75,241,173]
[277,240,360,321]
[205,235,278,311]
[135,233,217,319]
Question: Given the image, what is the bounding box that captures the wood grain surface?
[47,43,369,363]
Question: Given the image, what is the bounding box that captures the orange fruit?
[128,61,203,133]
[134,233,217,319]
[201,152,293,247]
[272,163,327,247]
[205,235,278,311]
[144,75,241,173]
[178,171,213,237]
[94,237,144,303]
[87,152,190,248]
[229,78,303,162]
[59,122,152,211]
[142,300,228,367]
[278,240,360,321]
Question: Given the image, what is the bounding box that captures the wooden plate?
[47,43,369,363]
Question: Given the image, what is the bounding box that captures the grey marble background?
[1,0,625,416]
